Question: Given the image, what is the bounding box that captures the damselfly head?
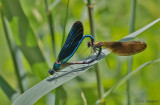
[87,41,92,47]
[48,68,55,75]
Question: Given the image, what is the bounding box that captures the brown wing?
[101,41,147,56]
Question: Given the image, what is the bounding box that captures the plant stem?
[87,0,96,39]
[1,9,24,93]
[129,0,136,33]
[56,1,70,105]
[61,0,70,48]
[86,0,104,104]
[127,57,132,105]
[44,0,56,56]
[95,64,103,99]
[127,0,136,105]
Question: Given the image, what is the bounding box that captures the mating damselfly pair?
[48,21,147,75]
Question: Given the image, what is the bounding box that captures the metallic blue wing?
[57,21,83,61]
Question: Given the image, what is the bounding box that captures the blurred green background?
[0,0,160,105]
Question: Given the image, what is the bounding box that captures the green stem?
[129,0,136,33]
[127,56,133,105]
[87,0,96,38]
[61,0,70,48]
[86,0,104,104]
[127,0,136,105]
[44,0,56,56]
[1,9,24,93]
[56,1,70,105]
[95,64,103,99]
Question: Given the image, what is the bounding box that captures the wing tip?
[75,20,82,23]
[72,21,83,33]
[74,21,83,26]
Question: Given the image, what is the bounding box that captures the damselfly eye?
[87,41,92,47]
[48,69,55,75]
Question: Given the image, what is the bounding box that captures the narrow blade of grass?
[120,18,160,41]
[95,59,160,105]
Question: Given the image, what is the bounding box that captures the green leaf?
[12,50,108,105]
[95,59,160,105]
[12,18,160,105]
[1,7,25,93]
[0,76,16,102]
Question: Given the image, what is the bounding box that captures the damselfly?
[48,21,147,75]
